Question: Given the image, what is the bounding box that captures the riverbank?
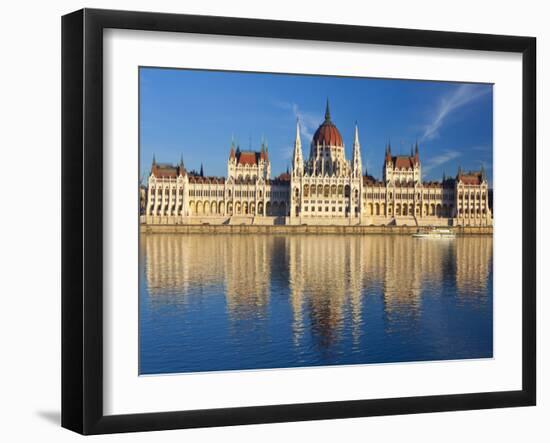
[140,224,493,235]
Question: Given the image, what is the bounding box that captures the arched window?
[304,185,309,197]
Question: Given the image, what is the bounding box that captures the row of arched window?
[302,184,351,198]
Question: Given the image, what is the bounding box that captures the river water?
[139,233,493,374]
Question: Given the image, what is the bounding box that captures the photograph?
[138,68,494,375]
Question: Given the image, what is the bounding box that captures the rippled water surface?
[139,234,493,374]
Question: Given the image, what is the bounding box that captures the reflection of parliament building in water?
[142,101,492,227]
[143,234,492,343]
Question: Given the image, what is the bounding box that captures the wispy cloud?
[423,149,461,175]
[471,145,492,153]
[364,157,373,176]
[476,159,492,170]
[273,101,322,144]
[279,144,294,161]
[421,84,490,142]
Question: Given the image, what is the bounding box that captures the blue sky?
[139,67,493,185]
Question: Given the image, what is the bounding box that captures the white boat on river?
[412,227,456,239]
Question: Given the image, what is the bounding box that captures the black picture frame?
[61,8,536,435]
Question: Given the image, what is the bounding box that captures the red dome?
[312,121,343,146]
[312,100,343,146]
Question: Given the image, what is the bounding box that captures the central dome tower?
[312,100,343,147]
[307,100,350,177]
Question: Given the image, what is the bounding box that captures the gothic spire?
[292,119,304,177]
[352,122,362,177]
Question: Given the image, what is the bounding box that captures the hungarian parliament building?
[141,103,492,227]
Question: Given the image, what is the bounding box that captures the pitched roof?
[237,151,258,165]
[152,164,183,178]
[459,173,482,185]
[188,175,225,184]
[391,155,417,169]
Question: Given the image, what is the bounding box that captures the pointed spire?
[200,163,204,177]
[229,136,236,159]
[385,140,392,163]
[480,163,487,181]
[292,119,304,177]
[178,154,185,176]
[352,122,362,178]
[324,98,331,122]
[179,154,185,169]
[151,153,157,176]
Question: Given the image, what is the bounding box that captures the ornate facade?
[142,102,492,226]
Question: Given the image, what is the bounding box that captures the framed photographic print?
[61,8,536,434]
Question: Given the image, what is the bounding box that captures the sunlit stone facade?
[142,102,492,226]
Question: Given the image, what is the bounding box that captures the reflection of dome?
[312,100,343,147]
